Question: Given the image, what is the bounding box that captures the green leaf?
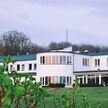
[2,75,13,89]
[14,86,25,97]
[2,91,11,108]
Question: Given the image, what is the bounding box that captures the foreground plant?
[53,77,101,108]
[0,56,46,108]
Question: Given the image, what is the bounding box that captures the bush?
[80,83,103,87]
[49,83,65,88]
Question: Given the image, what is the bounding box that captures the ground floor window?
[40,76,72,86]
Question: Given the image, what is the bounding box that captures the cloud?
[0,0,108,45]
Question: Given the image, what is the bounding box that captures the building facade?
[1,49,108,87]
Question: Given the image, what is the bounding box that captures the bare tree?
[0,31,31,55]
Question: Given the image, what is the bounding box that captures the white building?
[1,49,108,87]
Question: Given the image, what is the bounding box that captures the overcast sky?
[0,0,108,46]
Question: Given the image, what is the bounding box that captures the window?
[49,56,51,64]
[60,76,62,83]
[63,76,65,83]
[95,59,100,66]
[34,64,37,70]
[63,56,66,64]
[69,56,72,64]
[60,56,62,64]
[56,56,59,64]
[29,64,32,70]
[52,56,56,64]
[82,58,89,66]
[21,64,25,71]
[40,57,43,64]
[10,65,13,71]
[107,58,108,66]
[17,64,20,71]
[45,56,48,64]
[40,56,45,64]
[67,56,69,64]
[67,77,69,85]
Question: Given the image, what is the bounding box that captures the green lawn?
[38,87,108,108]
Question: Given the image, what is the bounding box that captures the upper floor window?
[95,59,100,66]
[107,58,108,66]
[10,65,13,71]
[82,58,89,66]
[34,64,37,70]
[63,56,66,64]
[40,55,72,65]
[17,64,20,71]
[40,56,45,64]
[29,64,32,70]
[60,56,62,64]
[21,64,25,71]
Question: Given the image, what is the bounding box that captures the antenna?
[66,28,68,42]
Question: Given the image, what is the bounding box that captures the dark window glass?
[43,56,45,64]
[17,64,20,71]
[10,65,13,71]
[22,64,25,71]
[34,64,37,70]
[29,64,32,70]
[40,57,43,64]
[60,76,62,83]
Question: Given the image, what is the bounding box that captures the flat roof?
[0,54,36,62]
[83,51,108,56]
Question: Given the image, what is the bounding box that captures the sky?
[0,0,108,46]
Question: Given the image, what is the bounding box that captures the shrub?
[49,83,65,88]
[80,83,103,87]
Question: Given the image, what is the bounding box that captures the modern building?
[1,47,108,87]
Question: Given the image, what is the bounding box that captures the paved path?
[47,88,63,93]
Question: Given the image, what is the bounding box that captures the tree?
[48,41,72,50]
[0,31,31,55]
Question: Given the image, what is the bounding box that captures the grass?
[38,87,108,108]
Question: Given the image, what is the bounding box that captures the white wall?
[74,54,92,71]
[36,52,74,85]
[91,55,108,71]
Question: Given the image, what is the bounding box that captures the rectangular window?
[60,56,62,64]
[43,56,45,64]
[10,65,13,71]
[82,58,85,66]
[49,56,51,64]
[95,59,97,66]
[17,64,20,71]
[29,64,32,70]
[45,77,48,85]
[67,77,69,85]
[21,64,25,71]
[34,64,37,70]
[40,56,45,64]
[45,56,48,64]
[82,58,89,66]
[60,76,62,83]
[95,59,100,66]
[52,56,56,64]
[63,76,65,84]
[107,58,108,66]
[69,56,72,64]
[55,56,58,64]
[67,56,69,64]
[63,56,66,64]
[40,57,43,64]
[98,59,100,66]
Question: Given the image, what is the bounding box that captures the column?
[95,74,96,84]
[99,74,101,85]
[86,75,88,84]
[82,75,84,84]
